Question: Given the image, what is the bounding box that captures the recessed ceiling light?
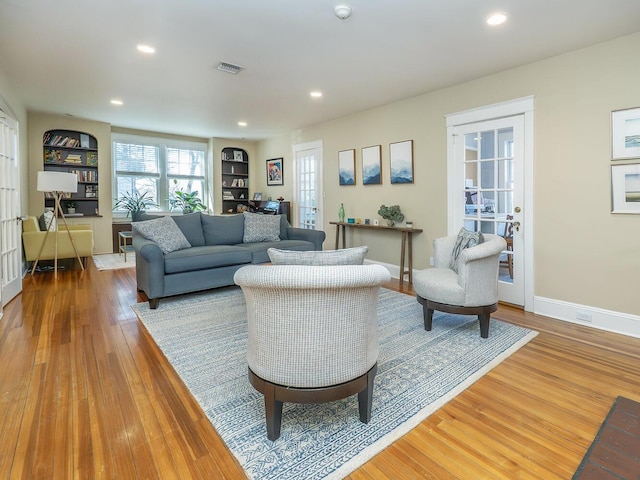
[486,12,508,26]
[136,44,155,54]
[110,99,123,106]
[310,91,323,98]
[238,121,247,127]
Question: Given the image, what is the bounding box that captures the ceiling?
[1,0,640,140]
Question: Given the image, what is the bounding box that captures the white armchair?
[413,233,506,338]
[234,264,390,440]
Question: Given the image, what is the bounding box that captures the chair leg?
[423,304,434,331]
[358,365,377,423]
[478,308,492,339]
[264,383,283,441]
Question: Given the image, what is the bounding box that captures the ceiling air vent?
[216,62,244,75]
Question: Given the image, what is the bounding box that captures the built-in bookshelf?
[43,129,100,217]
[221,147,249,214]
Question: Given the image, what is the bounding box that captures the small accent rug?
[92,253,135,270]
[573,396,640,479]
[132,287,537,480]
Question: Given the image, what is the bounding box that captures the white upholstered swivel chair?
[413,233,506,338]
[234,263,390,440]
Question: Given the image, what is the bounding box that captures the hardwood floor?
[2,260,639,479]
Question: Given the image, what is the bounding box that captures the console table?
[329,222,423,287]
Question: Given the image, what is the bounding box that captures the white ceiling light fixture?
[334,5,352,20]
[238,121,247,127]
[217,61,245,75]
[110,99,123,106]
[310,91,323,98]
[136,44,155,54]
[486,12,508,26]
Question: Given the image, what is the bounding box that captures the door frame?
[292,140,323,229]
[445,96,534,312]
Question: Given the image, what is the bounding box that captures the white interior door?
[293,140,323,230]
[0,112,22,308]
[451,116,525,306]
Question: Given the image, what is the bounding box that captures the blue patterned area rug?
[132,287,537,480]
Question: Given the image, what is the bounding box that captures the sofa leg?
[149,298,159,309]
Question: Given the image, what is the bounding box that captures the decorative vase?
[338,203,345,223]
[386,219,395,227]
[67,208,75,214]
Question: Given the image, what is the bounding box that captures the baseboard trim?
[534,296,640,338]
[364,259,404,281]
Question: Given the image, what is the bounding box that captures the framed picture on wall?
[612,107,640,160]
[266,158,284,186]
[362,145,382,185]
[390,140,414,184]
[338,149,356,185]
[611,163,640,213]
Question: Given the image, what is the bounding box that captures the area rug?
[132,287,537,480]
[573,396,640,479]
[92,253,135,270]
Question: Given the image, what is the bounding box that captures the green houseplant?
[377,204,404,226]
[114,190,157,221]
[169,180,206,214]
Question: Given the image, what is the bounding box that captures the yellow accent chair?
[22,216,94,267]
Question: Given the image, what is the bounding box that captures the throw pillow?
[132,216,192,254]
[268,246,369,265]
[449,227,483,272]
[39,210,57,232]
[243,212,281,243]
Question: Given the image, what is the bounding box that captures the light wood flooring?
[1,260,639,479]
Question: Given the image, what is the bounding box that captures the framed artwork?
[253,192,262,201]
[338,149,356,185]
[233,150,244,162]
[266,158,283,186]
[389,140,414,184]
[611,163,640,213]
[362,145,382,185]
[612,107,640,160]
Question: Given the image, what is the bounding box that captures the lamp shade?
[37,171,78,193]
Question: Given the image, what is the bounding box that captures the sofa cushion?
[268,246,368,265]
[239,239,316,264]
[279,215,289,240]
[163,245,252,274]
[171,212,205,246]
[449,227,484,272]
[201,214,245,245]
[132,216,191,254]
[243,212,281,243]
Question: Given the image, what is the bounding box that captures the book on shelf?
[86,151,98,166]
[66,213,85,217]
[44,148,61,163]
[64,153,82,164]
[80,134,90,148]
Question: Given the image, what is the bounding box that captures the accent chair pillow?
[243,212,281,243]
[268,246,369,266]
[132,216,192,254]
[39,210,57,232]
[449,227,484,272]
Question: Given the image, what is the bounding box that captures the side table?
[118,231,133,262]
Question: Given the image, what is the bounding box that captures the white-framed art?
[611,163,640,214]
[362,145,381,185]
[338,149,356,185]
[389,140,414,184]
[612,107,640,160]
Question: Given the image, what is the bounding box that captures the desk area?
[329,222,423,287]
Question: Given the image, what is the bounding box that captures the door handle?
[513,221,521,232]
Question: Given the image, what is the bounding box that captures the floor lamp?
[31,171,84,277]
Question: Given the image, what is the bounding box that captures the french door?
[293,140,323,230]
[0,112,22,309]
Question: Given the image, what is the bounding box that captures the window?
[112,133,208,214]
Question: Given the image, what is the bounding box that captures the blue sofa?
[133,212,325,308]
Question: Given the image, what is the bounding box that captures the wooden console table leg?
[341,225,346,249]
[408,231,414,285]
[400,231,407,287]
[334,225,340,249]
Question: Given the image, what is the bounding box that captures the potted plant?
[169,180,206,214]
[114,190,157,221]
[66,201,76,214]
[377,204,404,227]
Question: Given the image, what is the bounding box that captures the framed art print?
[612,107,640,160]
[389,140,414,184]
[266,158,283,186]
[338,149,356,185]
[362,145,382,185]
[611,163,640,213]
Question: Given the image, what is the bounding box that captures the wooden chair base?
[416,296,497,338]
[248,364,378,441]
